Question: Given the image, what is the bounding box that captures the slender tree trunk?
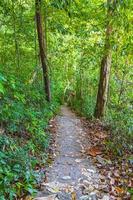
[94,0,114,118]
[35,0,51,102]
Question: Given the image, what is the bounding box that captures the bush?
[0,73,60,199]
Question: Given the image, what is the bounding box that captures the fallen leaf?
[110,177,115,185]
[71,191,77,200]
[113,169,120,177]
[86,146,102,157]
[25,196,33,200]
[115,187,125,194]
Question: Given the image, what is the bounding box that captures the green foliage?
[0,0,132,198]
[0,0,62,197]
[0,130,53,199]
[0,71,59,198]
[0,135,38,199]
[47,0,132,152]
[0,74,59,198]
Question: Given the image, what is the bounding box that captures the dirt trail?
[35,106,109,200]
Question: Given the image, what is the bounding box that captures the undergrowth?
[67,94,133,156]
[0,73,60,199]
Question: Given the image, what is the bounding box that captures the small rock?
[83,180,90,186]
[80,195,90,200]
[89,192,98,200]
[80,193,98,200]
[82,171,92,178]
[87,169,95,173]
[62,176,71,180]
[101,195,110,200]
[75,159,82,163]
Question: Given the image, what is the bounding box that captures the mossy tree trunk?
[94,0,115,118]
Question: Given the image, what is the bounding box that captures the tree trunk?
[35,0,51,102]
[94,0,114,118]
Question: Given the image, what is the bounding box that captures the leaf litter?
[82,119,133,200]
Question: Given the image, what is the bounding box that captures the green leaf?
[0,83,4,94]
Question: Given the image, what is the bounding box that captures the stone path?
[35,106,110,200]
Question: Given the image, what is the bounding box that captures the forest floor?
[34,106,132,200]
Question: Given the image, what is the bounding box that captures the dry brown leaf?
[86,146,102,156]
[71,191,77,200]
[115,187,125,194]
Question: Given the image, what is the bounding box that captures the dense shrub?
[0,72,60,199]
